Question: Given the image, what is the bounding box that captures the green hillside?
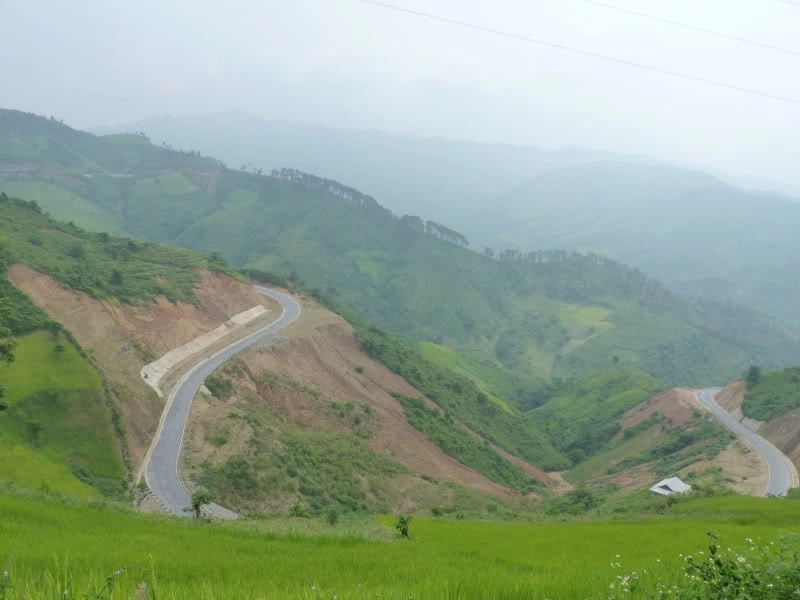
[0,331,124,496]
[484,163,800,329]
[531,367,664,459]
[0,261,125,496]
[0,193,241,305]
[0,192,251,498]
[103,113,800,329]
[2,110,799,388]
[742,366,800,421]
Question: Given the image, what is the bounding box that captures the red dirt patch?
[239,318,519,498]
[759,409,800,468]
[619,388,698,431]
[7,264,280,470]
[716,381,746,413]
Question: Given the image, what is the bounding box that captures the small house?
[649,477,692,496]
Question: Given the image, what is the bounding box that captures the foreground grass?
[1,491,798,599]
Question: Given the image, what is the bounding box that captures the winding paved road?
[695,388,798,497]
[143,286,301,517]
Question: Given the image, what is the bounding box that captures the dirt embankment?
[717,381,800,470]
[589,387,768,495]
[620,388,699,430]
[716,381,746,412]
[185,298,547,504]
[8,264,279,470]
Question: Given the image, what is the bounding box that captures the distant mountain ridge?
[95,112,800,327]
[1,108,799,388]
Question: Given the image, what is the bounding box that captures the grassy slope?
[531,367,665,458]
[742,366,800,420]
[415,340,734,489]
[1,489,798,600]
[0,181,126,235]
[0,332,123,496]
[0,195,243,304]
[1,111,798,388]
[418,341,549,411]
[355,323,569,470]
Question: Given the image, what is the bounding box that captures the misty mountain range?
[97,111,800,328]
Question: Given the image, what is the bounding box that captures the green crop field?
[0,331,102,406]
[0,491,798,599]
[0,331,124,496]
[0,181,126,235]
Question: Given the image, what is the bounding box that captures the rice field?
[1,490,798,599]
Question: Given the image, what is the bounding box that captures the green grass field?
[0,491,798,599]
[0,331,124,496]
[0,181,126,235]
[134,172,199,196]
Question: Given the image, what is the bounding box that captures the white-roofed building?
[649,477,692,496]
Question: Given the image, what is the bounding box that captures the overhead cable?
[359,0,800,106]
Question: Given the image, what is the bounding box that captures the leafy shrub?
[607,532,800,600]
[205,374,234,399]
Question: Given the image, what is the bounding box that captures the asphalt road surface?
[144,286,300,517]
[696,388,797,497]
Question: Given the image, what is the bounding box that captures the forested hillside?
[2,110,798,387]
[484,163,800,328]
[100,113,800,328]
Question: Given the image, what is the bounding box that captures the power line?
[777,0,800,7]
[359,0,800,106]
[583,0,800,57]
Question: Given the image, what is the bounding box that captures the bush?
[325,507,340,526]
[607,532,800,600]
[206,374,234,399]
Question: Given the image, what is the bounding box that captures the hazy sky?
[3,0,800,185]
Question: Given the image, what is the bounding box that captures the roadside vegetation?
[742,365,800,420]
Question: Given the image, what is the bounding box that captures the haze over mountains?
[99,112,800,329]
[2,109,799,389]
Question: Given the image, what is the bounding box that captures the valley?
[1,113,799,599]
[5,2,800,597]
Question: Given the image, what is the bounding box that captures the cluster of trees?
[270,168,392,219]
[398,215,470,247]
